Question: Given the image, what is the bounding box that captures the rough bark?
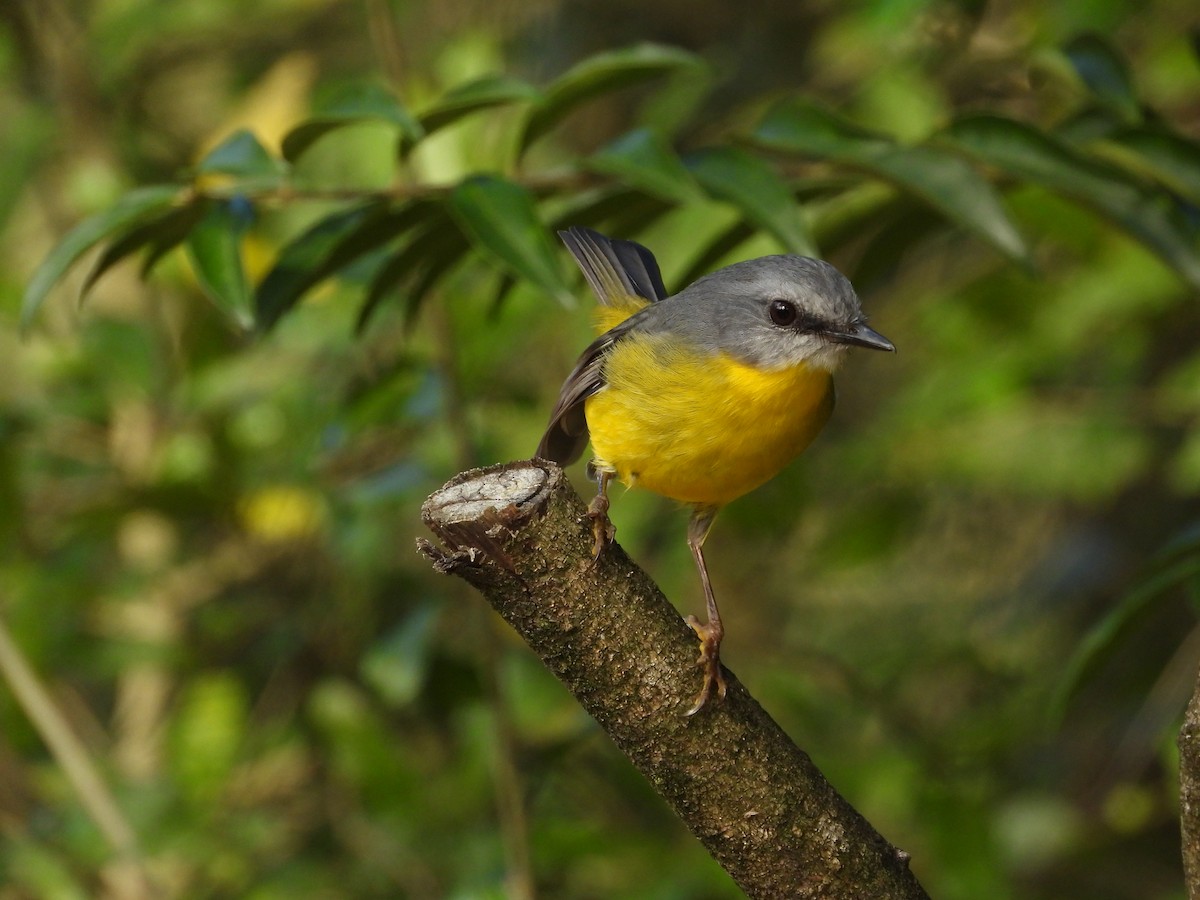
[419,460,930,900]
[1182,666,1200,899]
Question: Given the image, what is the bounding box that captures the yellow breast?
[584,332,834,507]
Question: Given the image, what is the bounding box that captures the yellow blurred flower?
[237,485,327,542]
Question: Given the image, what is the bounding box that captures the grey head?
[643,255,894,372]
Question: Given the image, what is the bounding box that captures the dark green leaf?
[357,223,468,334]
[1055,107,1124,145]
[1102,127,1200,206]
[488,272,519,319]
[686,146,817,256]
[256,200,439,331]
[521,44,705,151]
[549,186,674,239]
[1064,33,1140,123]
[415,74,540,138]
[808,183,904,254]
[942,114,1200,288]
[81,201,207,301]
[585,128,702,204]
[673,220,756,290]
[850,202,943,292]
[752,100,1031,265]
[282,83,423,163]
[448,175,571,305]
[143,203,211,278]
[1050,552,1200,723]
[186,199,253,329]
[196,130,283,181]
[21,185,181,330]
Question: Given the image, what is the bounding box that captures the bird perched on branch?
[538,227,894,715]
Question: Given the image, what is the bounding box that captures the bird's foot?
[684,616,727,716]
[586,493,616,561]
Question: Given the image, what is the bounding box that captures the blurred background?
[1,0,1199,897]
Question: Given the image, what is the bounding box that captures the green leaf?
[549,185,674,239]
[1050,552,1200,723]
[186,199,253,329]
[585,128,702,204]
[81,201,207,301]
[256,200,438,331]
[686,146,817,256]
[851,202,943,290]
[282,83,423,163]
[1100,126,1200,206]
[673,219,756,289]
[20,184,181,330]
[942,114,1200,289]
[521,44,705,151]
[415,74,540,137]
[196,130,283,181]
[357,223,468,333]
[448,175,572,305]
[1064,33,1140,124]
[752,100,1031,266]
[361,603,441,707]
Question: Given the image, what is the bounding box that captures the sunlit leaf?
[521,44,705,151]
[1064,33,1140,123]
[752,100,1031,266]
[196,130,284,181]
[186,198,253,329]
[81,200,207,301]
[943,114,1200,288]
[171,673,248,806]
[256,200,439,331]
[282,83,423,163]
[414,74,540,144]
[585,128,702,204]
[687,146,817,256]
[20,185,181,330]
[448,175,571,305]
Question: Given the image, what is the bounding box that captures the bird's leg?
[684,506,726,716]
[585,462,617,559]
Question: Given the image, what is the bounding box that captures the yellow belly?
[584,333,834,507]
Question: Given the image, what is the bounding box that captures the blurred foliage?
[2,0,1200,898]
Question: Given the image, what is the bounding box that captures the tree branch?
[418,460,930,899]
[1181,664,1200,899]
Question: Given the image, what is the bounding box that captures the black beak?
[826,322,895,352]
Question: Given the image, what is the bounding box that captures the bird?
[537,227,894,715]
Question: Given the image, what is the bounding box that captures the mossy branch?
[418,460,929,900]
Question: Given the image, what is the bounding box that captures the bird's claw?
[684,615,727,716]
[586,493,615,562]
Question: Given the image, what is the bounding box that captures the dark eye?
[768,299,798,327]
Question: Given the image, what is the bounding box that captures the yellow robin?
[537,227,894,715]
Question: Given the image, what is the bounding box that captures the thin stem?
[0,609,156,897]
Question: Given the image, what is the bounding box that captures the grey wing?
[559,227,668,305]
[536,311,648,465]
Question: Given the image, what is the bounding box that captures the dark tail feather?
[558,227,668,305]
